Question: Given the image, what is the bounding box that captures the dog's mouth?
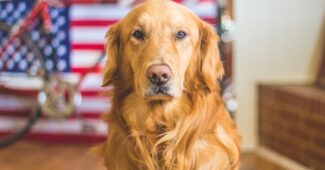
[145,85,173,101]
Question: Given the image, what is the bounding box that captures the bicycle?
[0,0,105,147]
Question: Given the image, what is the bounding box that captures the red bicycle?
[0,0,105,147]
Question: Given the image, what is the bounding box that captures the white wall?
[234,0,325,150]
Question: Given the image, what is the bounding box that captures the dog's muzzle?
[146,64,173,98]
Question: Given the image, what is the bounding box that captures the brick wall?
[258,84,325,170]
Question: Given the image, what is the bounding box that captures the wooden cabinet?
[258,84,325,170]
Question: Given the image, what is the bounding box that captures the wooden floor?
[0,141,286,170]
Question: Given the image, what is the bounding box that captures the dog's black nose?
[147,64,171,85]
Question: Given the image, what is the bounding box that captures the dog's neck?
[111,89,220,136]
[118,93,185,132]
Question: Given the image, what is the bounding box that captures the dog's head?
[102,0,224,102]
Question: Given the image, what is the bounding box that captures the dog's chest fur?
[103,91,238,169]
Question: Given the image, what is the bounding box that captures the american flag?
[0,0,218,143]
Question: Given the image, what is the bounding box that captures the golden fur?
[95,0,241,169]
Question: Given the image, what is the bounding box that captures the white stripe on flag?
[71,50,103,68]
[77,96,111,112]
[71,4,131,20]
[79,73,107,90]
[0,117,107,135]
[70,27,107,44]
[0,95,109,113]
[0,95,35,110]
[187,2,217,18]
[0,73,105,90]
[70,4,216,21]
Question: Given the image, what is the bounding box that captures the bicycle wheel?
[0,22,44,148]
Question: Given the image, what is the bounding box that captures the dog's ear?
[102,23,121,86]
[199,21,224,91]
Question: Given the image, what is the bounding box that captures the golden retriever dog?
[95,0,241,169]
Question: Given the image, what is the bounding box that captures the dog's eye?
[132,30,145,40]
[176,31,187,40]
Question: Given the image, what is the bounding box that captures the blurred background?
[0,0,324,170]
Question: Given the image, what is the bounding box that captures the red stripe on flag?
[71,19,118,27]
[0,87,109,97]
[0,110,107,119]
[0,85,37,96]
[0,132,106,143]
[71,18,216,27]
[71,65,102,73]
[64,0,182,5]
[71,43,104,50]
[202,17,217,25]
[63,0,117,4]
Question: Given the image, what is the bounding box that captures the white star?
[31,31,40,41]
[19,59,27,70]
[58,31,66,40]
[18,2,26,12]
[13,53,21,62]
[52,38,60,48]
[44,45,53,56]
[46,60,53,70]
[6,3,14,12]
[57,16,66,27]
[51,10,59,19]
[7,45,15,55]
[57,45,67,56]
[7,59,14,70]
[20,46,28,56]
[0,10,7,18]
[58,59,67,71]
